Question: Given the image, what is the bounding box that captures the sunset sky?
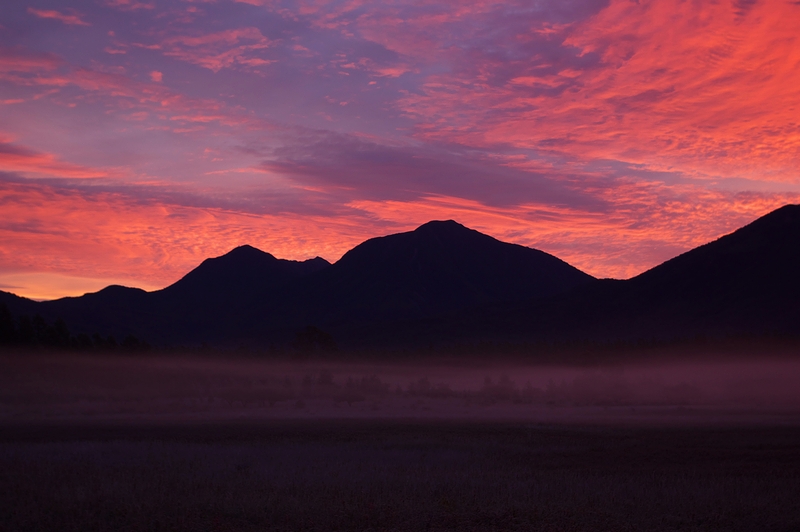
[2,0,799,300]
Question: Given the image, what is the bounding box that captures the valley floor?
[2,420,800,531]
[2,352,800,531]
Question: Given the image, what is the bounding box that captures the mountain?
[613,203,800,337]
[155,245,330,304]
[1,207,799,350]
[2,247,331,345]
[446,204,800,344]
[283,220,595,328]
[0,221,596,346]
[144,246,330,343]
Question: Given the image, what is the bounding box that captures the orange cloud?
[27,8,90,26]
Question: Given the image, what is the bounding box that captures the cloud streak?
[0,140,109,179]
[160,28,274,72]
[27,8,91,26]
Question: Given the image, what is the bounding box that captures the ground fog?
[3,351,799,425]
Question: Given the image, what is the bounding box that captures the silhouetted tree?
[17,316,34,345]
[121,334,149,352]
[31,314,49,344]
[106,335,118,350]
[52,319,71,348]
[292,326,337,354]
[0,303,15,345]
[73,333,93,350]
[92,333,105,348]
[90,333,118,351]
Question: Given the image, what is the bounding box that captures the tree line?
[0,303,149,352]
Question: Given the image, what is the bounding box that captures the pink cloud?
[0,179,373,298]
[5,0,800,300]
[347,189,800,280]
[397,0,800,185]
[1,175,794,301]
[0,140,110,179]
[0,48,61,73]
[104,0,155,11]
[160,28,273,72]
[27,8,90,26]
[0,47,263,131]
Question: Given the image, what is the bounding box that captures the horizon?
[3,0,800,300]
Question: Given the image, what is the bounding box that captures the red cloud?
[348,189,800,280]
[0,48,61,73]
[161,28,273,72]
[104,0,155,11]
[0,140,109,179]
[0,180,372,299]
[1,176,797,301]
[399,0,800,185]
[27,8,90,26]
[0,46,262,131]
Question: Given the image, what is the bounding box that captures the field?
[2,352,800,531]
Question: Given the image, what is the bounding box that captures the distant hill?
[1,206,799,351]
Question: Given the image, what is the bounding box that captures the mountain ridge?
[1,206,798,350]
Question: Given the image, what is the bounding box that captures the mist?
[3,351,799,426]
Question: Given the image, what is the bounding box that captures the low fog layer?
[2,352,799,425]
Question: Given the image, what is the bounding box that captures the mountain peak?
[221,244,275,261]
[415,219,465,230]
[315,219,595,322]
[413,219,474,236]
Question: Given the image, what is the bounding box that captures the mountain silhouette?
[446,204,800,344]
[1,206,798,350]
[284,220,595,328]
[615,203,800,337]
[146,246,330,343]
[157,245,329,303]
[0,247,331,344]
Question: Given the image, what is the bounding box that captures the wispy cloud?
[0,140,110,179]
[104,0,155,11]
[160,28,274,72]
[27,8,91,26]
[0,47,61,73]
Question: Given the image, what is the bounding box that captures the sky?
[1,0,799,300]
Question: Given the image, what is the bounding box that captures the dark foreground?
[2,420,800,532]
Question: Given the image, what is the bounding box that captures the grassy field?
[2,352,799,531]
[2,421,800,531]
